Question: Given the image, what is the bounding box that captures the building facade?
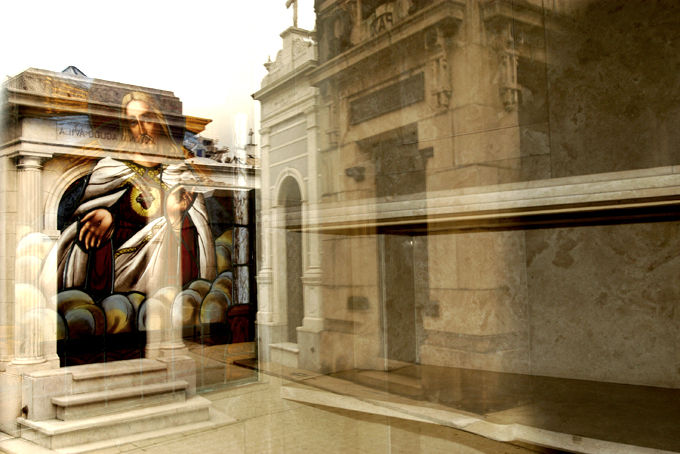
[0,68,259,446]
[255,0,680,452]
[253,26,324,370]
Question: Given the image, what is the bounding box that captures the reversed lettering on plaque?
[56,116,120,144]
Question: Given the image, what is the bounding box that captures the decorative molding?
[293,37,312,56]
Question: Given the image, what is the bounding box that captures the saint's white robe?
[42,157,216,297]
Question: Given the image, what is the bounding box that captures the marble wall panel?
[526,221,680,388]
[456,230,527,291]
[234,227,249,265]
[427,234,458,289]
[545,1,680,178]
[328,331,357,372]
[425,288,527,336]
[330,237,353,286]
[518,155,552,182]
[350,236,379,287]
[519,122,551,159]
[321,285,354,321]
[349,287,381,336]
[321,236,335,287]
[413,236,430,364]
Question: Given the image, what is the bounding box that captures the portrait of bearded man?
[42,91,216,300]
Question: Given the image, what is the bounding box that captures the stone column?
[7,153,55,372]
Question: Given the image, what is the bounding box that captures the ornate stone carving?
[425,26,452,109]
[293,37,311,56]
[490,21,521,111]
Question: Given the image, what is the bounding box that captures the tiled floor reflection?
[186,341,257,389]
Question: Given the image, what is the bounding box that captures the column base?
[160,342,190,358]
[5,359,54,376]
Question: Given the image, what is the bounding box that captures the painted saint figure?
[44,92,216,300]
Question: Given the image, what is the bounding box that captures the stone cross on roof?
[286,0,298,28]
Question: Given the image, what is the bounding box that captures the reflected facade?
[2,0,680,453]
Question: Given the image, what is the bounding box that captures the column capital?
[8,151,53,170]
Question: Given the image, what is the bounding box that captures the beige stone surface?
[454,126,521,168]
[425,288,527,336]
[456,231,527,290]
[427,233,457,289]
[526,222,680,388]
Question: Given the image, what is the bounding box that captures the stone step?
[52,380,189,421]
[68,359,168,394]
[18,396,211,450]
[269,342,299,368]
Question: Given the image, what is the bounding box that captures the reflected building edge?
[2,0,680,453]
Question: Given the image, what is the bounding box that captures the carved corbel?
[345,166,365,182]
[491,21,521,111]
[425,26,452,109]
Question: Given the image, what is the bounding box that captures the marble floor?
[238,360,680,454]
[328,365,680,452]
[3,360,678,454]
[185,341,257,390]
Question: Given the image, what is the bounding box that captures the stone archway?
[278,176,304,343]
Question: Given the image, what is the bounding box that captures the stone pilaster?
[256,127,276,326]
[300,106,324,333]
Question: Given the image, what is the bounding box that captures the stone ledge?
[301,166,680,233]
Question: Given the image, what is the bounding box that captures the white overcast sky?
[0,0,315,149]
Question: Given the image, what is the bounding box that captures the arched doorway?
[278,177,304,343]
